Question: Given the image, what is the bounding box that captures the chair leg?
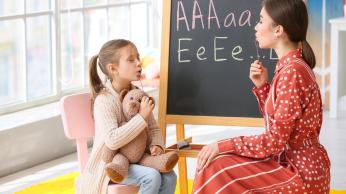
[76,138,88,171]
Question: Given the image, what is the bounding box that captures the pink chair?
[60,92,139,194]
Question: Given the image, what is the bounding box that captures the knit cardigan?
[76,80,165,194]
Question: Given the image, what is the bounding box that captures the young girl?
[77,39,177,194]
[192,0,330,193]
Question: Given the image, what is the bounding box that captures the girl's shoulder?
[94,89,121,109]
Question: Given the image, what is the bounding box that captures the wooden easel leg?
[161,121,167,145]
[176,124,188,194]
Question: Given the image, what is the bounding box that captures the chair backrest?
[60,92,139,193]
[60,92,94,171]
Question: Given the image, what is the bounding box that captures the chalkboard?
[166,0,277,118]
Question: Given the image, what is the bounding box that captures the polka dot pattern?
[215,49,330,193]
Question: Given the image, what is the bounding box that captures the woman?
[192,0,330,193]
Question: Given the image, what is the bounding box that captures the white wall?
[0,116,76,177]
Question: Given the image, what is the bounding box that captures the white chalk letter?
[177,1,190,31]
[178,38,192,63]
[270,48,279,60]
[232,46,244,61]
[214,37,227,62]
[192,0,205,30]
[239,10,251,27]
[208,0,221,29]
[224,12,236,27]
[197,46,207,60]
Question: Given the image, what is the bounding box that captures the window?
[0,0,160,115]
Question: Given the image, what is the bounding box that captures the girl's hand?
[150,145,164,156]
[196,142,219,171]
[249,60,268,88]
[139,96,154,121]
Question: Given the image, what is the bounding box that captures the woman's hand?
[150,145,164,156]
[196,142,219,171]
[139,96,155,121]
[249,60,268,88]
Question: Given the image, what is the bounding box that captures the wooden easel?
[158,118,263,194]
[159,1,265,193]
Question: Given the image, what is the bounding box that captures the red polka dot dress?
[192,49,330,194]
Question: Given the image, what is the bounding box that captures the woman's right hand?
[139,96,155,121]
[249,60,268,88]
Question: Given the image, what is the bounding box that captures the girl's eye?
[130,97,134,100]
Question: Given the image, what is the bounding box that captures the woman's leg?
[158,170,177,194]
[192,154,303,194]
[121,164,161,194]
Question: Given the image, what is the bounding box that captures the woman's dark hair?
[89,39,135,104]
[263,0,316,69]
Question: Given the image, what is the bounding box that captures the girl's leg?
[159,170,177,194]
[121,164,161,194]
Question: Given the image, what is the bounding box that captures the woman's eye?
[130,97,133,100]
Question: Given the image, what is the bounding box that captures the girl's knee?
[163,171,177,183]
[136,168,162,193]
[145,168,161,184]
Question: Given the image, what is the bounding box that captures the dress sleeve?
[252,83,270,115]
[218,65,310,158]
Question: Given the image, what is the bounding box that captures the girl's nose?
[136,60,142,67]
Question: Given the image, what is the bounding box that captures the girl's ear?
[119,89,129,102]
[107,63,118,76]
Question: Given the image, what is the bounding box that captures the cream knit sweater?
[76,80,164,194]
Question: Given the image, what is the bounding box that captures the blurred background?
[0,0,163,114]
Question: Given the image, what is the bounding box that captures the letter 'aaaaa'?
[176,0,251,32]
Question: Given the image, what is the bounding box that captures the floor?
[0,108,345,193]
